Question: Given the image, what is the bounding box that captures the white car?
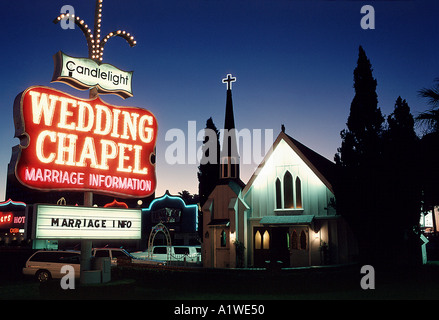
[92,247,165,266]
[22,250,81,282]
[92,248,135,266]
[132,246,201,264]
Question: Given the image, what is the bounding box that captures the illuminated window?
[275,178,282,209]
[275,173,303,210]
[296,177,302,209]
[300,230,307,250]
[291,230,298,250]
[221,155,238,179]
[263,230,270,249]
[222,160,228,178]
[283,171,293,208]
[255,230,262,249]
[220,230,226,247]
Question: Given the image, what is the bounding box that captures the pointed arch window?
[283,171,293,208]
[295,177,302,209]
[275,172,304,210]
[291,230,298,250]
[300,230,307,250]
[221,158,229,178]
[263,230,270,249]
[220,230,227,247]
[275,178,282,209]
[255,231,262,249]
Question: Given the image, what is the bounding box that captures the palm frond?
[415,108,439,133]
[418,87,439,106]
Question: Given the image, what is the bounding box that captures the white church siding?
[240,132,356,268]
[243,138,335,220]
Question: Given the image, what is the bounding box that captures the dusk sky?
[0,0,438,201]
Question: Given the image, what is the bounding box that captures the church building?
[201,75,358,268]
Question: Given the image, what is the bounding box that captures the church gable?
[243,132,336,218]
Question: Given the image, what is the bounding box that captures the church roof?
[243,131,336,195]
[224,89,236,131]
[217,177,246,194]
[284,133,336,191]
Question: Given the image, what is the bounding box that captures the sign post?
[81,89,97,280]
[53,1,140,283]
[11,0,151,284]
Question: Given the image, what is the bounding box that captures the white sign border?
[52,51,134,99]
[32,204,142,240]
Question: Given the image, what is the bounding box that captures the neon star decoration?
[222,74,236,90]
[53,0,136,62]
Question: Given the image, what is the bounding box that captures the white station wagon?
[22,250,81,282]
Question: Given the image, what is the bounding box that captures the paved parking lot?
[2,248,439,300]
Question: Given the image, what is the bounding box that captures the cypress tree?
[382,97,422,265]
[197,117,220,207]
[335,46,385,265]
[337,45,384,168]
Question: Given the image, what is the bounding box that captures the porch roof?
[259,215,314,225]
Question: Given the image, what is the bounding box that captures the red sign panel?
[0,213,25,231]
[13,86,157,198]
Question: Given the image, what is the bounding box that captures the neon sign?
[52,51,133,99]
[0,213,13,224]
[13,86,157,198]
[0,213,25,230]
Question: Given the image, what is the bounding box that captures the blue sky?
[0,0,438,200]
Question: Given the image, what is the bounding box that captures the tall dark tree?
[336,45,384,168]
[382,97,421,264]
[197,117,220,207]
[335,46,385,265]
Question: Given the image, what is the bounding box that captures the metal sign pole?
[53,0,137,284]
[80,87,97,284]
[80,191,93,281]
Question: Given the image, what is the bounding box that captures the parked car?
[92,248,135,266]
[92,247,165,266]
[131,246,201,264]
[22,250,81,282]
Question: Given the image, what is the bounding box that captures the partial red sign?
[13,86,157,198]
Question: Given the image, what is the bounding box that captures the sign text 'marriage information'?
[13,86,157,198]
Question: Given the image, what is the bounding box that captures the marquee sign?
[32,204,141,240]
[13,86,157,198]
[52,51,133,99]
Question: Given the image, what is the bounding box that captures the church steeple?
[220,74,240,180]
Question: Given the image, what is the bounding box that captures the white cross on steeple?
[222,74,236,90]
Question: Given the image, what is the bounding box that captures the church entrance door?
[270,227,290,267]
[253,227,290,268]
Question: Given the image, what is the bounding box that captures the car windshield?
[94,250,110,257]
[112,250,134,258]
